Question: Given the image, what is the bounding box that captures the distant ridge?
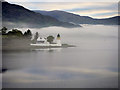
[34,10,120,25]
[2,2,81,28]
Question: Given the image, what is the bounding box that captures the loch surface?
[2,25,118,88]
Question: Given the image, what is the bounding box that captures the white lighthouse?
[56,34,62,46]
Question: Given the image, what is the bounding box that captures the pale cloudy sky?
[6,0,119,18]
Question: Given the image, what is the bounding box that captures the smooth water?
[2,25,118,88]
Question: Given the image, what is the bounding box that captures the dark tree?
[31,32,39,43]
[26,29,32,36]
[1,27,7,35]
[47,35,54,44]
[24,29,32,39]
[24,31,27,36]
[34,32,39,40]
[7,29,23,37]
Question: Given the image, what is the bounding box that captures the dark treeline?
[1,27,32,39]
[1,27,32,50]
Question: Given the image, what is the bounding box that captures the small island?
[1,27,75,51]
[31,33,62,46]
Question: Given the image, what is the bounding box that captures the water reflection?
[33,48,62,52]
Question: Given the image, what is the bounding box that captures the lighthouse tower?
[57,34,62,46]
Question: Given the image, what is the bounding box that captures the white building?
[30,34,62,47]
[36,37,48,44]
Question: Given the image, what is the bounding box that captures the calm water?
[2,25,118,88]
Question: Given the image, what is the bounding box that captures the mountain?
[2,2,80,28]
[34,10,120,25]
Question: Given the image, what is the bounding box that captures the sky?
[6,0,119,18]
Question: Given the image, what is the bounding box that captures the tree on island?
[47,35,54,44]
[24,29,32,39]
[7,29,23,37]
[0,27,8,35]
[32,32,39,43]
[34,32,39,40]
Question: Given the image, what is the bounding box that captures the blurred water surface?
[2,25,118,88]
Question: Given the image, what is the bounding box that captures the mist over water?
[2,25,118,88]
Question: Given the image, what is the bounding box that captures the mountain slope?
[35,10,120,25]
[2,2,80,28]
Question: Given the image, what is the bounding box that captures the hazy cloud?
[4,1,119,18]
